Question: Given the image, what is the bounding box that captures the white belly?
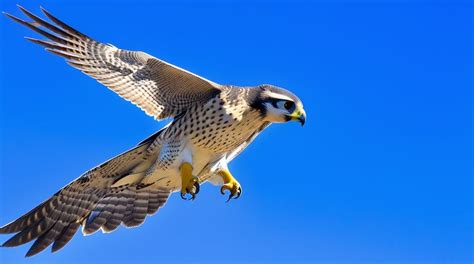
[142,142,225,191]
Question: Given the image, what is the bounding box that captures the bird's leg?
[180,162,200,200]
[218,170,242,202]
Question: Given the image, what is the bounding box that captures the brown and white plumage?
[1,5,306,257]
[1,131,169,257]
[5,5,221,120]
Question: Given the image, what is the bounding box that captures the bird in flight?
[1,5,306,257]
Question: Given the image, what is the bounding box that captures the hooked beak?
[297,113,306,126]
[289,110,306,126]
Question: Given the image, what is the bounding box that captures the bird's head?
[253,84,306,126]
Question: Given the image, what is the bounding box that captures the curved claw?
[180,162,200,201]
[187,187,195,200]
[181,191,193,200]
[181,180,201,201]
[220,184,242,202]
[220,185,231,202]
[194,181,200,195]
[235,186,242,199]
[181,190,193,201]
[220,185,228,195]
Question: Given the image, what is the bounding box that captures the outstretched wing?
[4,5,222,120]
[0,132,170,257]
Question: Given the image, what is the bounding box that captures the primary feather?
[5,5,221,120]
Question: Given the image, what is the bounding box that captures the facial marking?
[262,90,293,102]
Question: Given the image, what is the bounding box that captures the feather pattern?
[0,5,300,258]
[4,5,222,120]
[0,130,169,256]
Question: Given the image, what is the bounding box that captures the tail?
[0,131,170,257]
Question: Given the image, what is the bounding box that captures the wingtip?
[25,248,39,258]
[51,245,61,253]
[16,5,32,16]
[39,6,49,16]
[3,11,13,18]
[3,11,24,23]
[15,4,26,11]
[23,36,37,43]
[0,225,12,234]
[1,238,14,248]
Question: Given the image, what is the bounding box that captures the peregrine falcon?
[1,6,306,256]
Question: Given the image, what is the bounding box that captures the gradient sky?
[0,1,471,263]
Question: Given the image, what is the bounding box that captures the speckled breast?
[164,90,265,155]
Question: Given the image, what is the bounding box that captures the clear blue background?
[0,1,471,263]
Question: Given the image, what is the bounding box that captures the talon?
[218,170,242,202]
[235,186,242,199]
[194,181,200,195]
[180,162,200,201]
[220,184,229,195]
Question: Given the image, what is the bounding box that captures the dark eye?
[284,101,294,110]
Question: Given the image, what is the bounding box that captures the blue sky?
[0,1,471,263]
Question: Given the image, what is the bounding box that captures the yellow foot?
[218,170,242,202]
[180,162,200,200]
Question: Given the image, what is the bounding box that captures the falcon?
[1,6,306,256]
